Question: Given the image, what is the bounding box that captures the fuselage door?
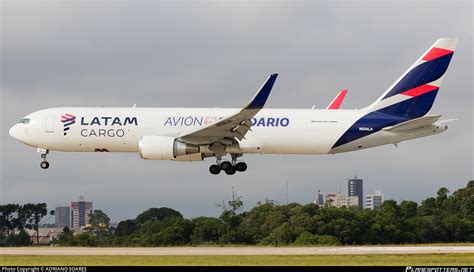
[45,116,54,133]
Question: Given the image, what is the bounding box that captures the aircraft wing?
[178,74,278,145]
[326,89,348,109]
[382,114,442,132]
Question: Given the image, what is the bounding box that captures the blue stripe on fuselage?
[332,112,409,149]
[332,89,440,149]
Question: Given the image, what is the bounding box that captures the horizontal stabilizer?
[382,114,442,132]
[438,118,458,124]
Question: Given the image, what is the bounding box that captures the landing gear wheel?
[225,166,236,175]
[209,164,221,175]
[220,161,232,171]
[40,161,50,169]
[235,162,247,172]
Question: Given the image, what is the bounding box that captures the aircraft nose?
[9,124,23,141]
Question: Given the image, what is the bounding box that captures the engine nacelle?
[139,135,200,160]
[173,153,204,162]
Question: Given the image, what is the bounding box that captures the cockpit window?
[19,118,30,124]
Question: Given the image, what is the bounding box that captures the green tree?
[5,229,31,246]
[88,210,111,240]
[115,219,137,236]
[374,200,402,243]
[219,210,244,244]
[0,204,20,235]
[19,203,47,245]
[33,180,474,246]
[75,233,98,246]
[239,203,275,243]
[400,201,418,219]
[436,187,450,208]
[261,222,297,246]
[289,204,319,234]
[294,232,340,245]
[418,197,437,216]
[191,217,223,245]
[260,206,290,238]
[228,194,243,215]
[52,227,77,246]
[135,207,182,225]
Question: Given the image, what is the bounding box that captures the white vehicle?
[9,38,458,175]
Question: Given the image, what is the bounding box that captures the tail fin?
[367,38,458,119]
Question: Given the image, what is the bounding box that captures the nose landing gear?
[40,160,50,169]
[38,148,50,169]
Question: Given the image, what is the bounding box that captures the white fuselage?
[9,107,447,159]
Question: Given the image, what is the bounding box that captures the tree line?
[1,180,473,246]
[0,203,48,246]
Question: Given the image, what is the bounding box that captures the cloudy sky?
[1,1,472,222]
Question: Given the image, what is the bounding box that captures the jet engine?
[139,135,200,160]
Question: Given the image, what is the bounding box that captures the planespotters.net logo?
[406,267,473,272]
[61,113,76,135]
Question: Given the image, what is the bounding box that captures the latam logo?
[61,113,76,135]
[80,116,138,126]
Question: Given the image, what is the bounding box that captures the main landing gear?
[38,148,50,169]
[209,161,247,175]
[209,154,247,175]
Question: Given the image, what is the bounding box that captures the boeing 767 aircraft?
[9,38,458,175]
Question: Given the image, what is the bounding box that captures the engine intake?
[139,135,200,160]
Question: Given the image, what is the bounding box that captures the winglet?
[326,89,348,109]
[245,74,278,109]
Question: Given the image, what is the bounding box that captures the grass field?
[1,254,473,266]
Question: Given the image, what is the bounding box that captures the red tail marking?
[422,47,453,61]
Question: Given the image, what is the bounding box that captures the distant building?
[348,176,363,208]
[26,228,63,245]
[366,190,384,210]
[314,189,325,206]
[70,196,93,228]
[325,192,359,208]
[54,206,70,228]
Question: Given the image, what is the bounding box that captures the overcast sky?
[1,1,472,223]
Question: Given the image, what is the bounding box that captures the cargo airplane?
[9,38,458,175]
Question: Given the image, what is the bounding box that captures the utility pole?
[286,180,288,205]
[232,186,235,202]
